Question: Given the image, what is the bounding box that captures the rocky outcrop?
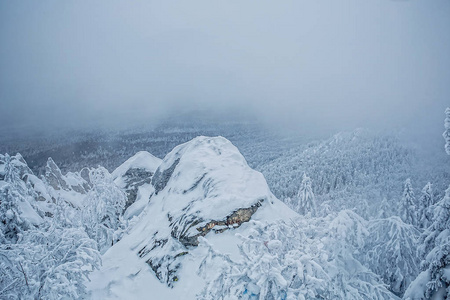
[112,151,162,213]
[152,158,179,195]
[43,158,90,195]
[121,168,154,211]
[133,137,277,286]
[43,158,70,191]
[173,199,264,247]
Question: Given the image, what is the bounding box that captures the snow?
[88,236,206,299]
[2,132,448,299]
[57,189,86,208]
[17,197,43,225]
[0,180,7,189]
[64,171,86,187]
[112,151,162,180]
[152,136,280,221]
[123,183,154,220]
[403,269,430,300]
[88,136,298,298]
[26,174,51,200]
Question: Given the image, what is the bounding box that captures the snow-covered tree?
[82,167,126,252]
[363,217,420,296]
[0,154,101,299]
[399,179,417,226]
[0,155,31,243]
[419,185,450,259]
[284,196,293,209]
[418,182,433,229]
[198,216,394,300]
[444,107,450,155]
[408,184,450,299]
[53,195,79,228]
[328,209,369,251]
[0,225,100,299]
[378,198,390,219]
[296,173,316,216]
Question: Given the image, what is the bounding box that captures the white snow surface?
[17,197,43,225]
[112,151,162,181]
[123,183,154,220]
[152,136,277,222]
[88,136,297,299]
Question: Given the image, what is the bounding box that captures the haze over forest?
[1,0,449,139]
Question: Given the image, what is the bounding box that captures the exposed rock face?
[152,158,180,195]
[174,199,264,247]
[133,137,276,286]
[112,151,162,214]
[43,158,70,191]
[43,158,90,195]
[121,168,153,211]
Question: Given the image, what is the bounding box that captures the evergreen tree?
[400,179,417,226]
[364,217,420,296]
[444,107,450,155]
[284,197,293,209]
[407,185,450,299]
[296,173,317,216]
[418,182,433,229]
[0,155,30,243]
[378,197,390,219]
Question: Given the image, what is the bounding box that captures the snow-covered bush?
[82,167,126,252]
[0,225,100,299]
[198,216,394,300]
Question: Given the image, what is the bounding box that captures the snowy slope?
[88,136,297,299]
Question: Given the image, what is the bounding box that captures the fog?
[1,0,449,138]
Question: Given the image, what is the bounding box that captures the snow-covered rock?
[43,158,90,195]
[0,154,44,232]
[88,136,297,298]
[112,151,161,216]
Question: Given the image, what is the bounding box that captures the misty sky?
[1,1,449,136]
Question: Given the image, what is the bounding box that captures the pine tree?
[444,107,450,155]
[0,155,30,243]
[418,182,433,229]
[364,217,420,296]
[296,173,316,216]
[407,185,450,299]
[378,198,390,219]
[400,179,417,226]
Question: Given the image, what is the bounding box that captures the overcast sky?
[1,0,449,137]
